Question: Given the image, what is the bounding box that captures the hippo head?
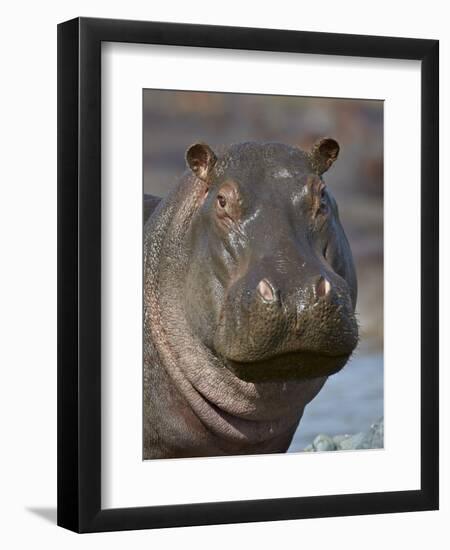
[183,140,358,382]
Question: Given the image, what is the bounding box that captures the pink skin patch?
[257,278,275,302]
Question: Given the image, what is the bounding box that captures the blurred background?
[143,90,383,450]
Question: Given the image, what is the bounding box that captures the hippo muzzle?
[213,249,358,382]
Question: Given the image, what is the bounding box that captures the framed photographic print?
[57,17,439,532]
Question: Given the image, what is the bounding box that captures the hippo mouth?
[225,350,352,382]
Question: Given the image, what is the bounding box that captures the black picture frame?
[57,16,439,533]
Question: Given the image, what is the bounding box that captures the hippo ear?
[186,142,217,181]
[309,138,340,175]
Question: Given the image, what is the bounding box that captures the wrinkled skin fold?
[143,140,358,459]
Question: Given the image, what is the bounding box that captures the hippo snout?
[256,274,331,304]
[213,263,358,381]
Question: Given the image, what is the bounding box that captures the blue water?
[288,353,384,452]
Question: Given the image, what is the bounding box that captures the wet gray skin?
[143,139,358,459]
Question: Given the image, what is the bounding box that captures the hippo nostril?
[316,276,331,299]
[256,278,275,302]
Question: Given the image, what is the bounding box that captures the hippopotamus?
[143,138,358,459]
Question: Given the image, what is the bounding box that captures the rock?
[304,417,384,452]
[338,432,366,450]
[332,434,351,446]
[357,418,384,449]
[313,434,336,452]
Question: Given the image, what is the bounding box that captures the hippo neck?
[144,173,325,446]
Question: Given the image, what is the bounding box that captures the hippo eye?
[215,182,241,223]
[318,188,329,215]
[217,194,227,208]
